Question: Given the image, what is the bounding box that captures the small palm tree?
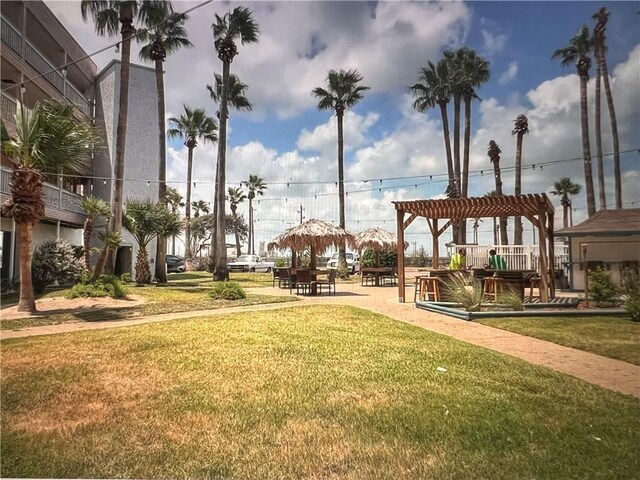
[167,105,217,271]
[81,1,162,270]
[227,186,247,256]
[123,199,182,284]
[80,196,111,271]
[551,177,582,228]
[212,6,259,281]
[165,186,183,255]
[592,7,621,209]
[92,229,123,281]
[138,1,192,283]
[553,26,596,217]
[241,175,267,255]
[511,114,529,244]
[312,69,369,268]
[1,100,98,313]
[487,141,508,245]
[191,200,210,218]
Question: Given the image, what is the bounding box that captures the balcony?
[1,166,87,227]
[1,15,92,117]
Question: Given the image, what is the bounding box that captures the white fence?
[450,244,569,271]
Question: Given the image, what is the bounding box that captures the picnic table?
[361,267,395,286]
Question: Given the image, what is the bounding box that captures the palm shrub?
[588,267,619,306]
[31,240,84,294]
[443,272,484,311]
[208,281,246,300]
[620,267,640,321]
[80,196,110,271]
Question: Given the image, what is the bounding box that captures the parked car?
[228,255,274,273]
[326,252,360,274]
[165,255,185,273]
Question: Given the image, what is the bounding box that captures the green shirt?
[489,254,507,270]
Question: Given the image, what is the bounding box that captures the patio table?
[361,267,394,286]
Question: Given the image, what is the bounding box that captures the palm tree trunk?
[562,198,569,229]
[17,222,36,313]
[214,60,230,281]
[600,44,621,208]
[248,199,254,255]
[460,95,473,244]
[514,134,524,244]
[210,164,218,272]
[453,95,461,195]
[594,49,606,211]
[184,147,194,271]
[135,246,151,285]
[154,57,168,283]
[107,12,134,274]
[337,111,347,269]
[83,218,94,271]
[579,76,596,217]
[438,102,456,243]
[492,163,509,245]
[92,243,109,280]
[492,217,498,245]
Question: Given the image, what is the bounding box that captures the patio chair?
[314,269,337,295]
[361,269,375,286]
[294,269,313,295]
[272,267,281,287]
[278,267,293,291]
[381,267,397,286]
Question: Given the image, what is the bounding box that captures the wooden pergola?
[393,194,556,303]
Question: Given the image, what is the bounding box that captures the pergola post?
[397,208,406,303]
[427,218,439,268]
[537,205,550,302]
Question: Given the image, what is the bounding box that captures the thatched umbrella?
[354,227,398,266]
[276,219,355,269]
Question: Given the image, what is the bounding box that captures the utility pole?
[297,204,304,224]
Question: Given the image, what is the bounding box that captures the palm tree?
[206,72,252,268]
[312,69,370,269]
[592,24,605,211]
[551,177,582,228]
[511,114,529,244]
[92,229,123,280]
[553,26,596,217]
[165,186,183,255]
[81,1,161,272]
[410,60,455,196]
[138,2,192,283]
[123,199,182,284]
[167,105,217,271]
[191,200,210,218]
[241,174,267,255]
[1,100,98,313]
[593,7,621,209]
[80,196,111,271]
[487,140,508,245]
[212,6,259,282]
[227,186,247,256]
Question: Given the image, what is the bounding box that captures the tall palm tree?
[1,101,98,313]
[551,177,582,228]
[80,196,111,271]
[227,186,247,256]
[241,174,267,255]
[123,199,182,284]
[138,2,192,283]
[81,1,161,272]
[312,69,370,269]
[553,26,596,217]
[511,114,529,244]
[410,60,455,195]
[212,6,259,281]
[167,105,217,271]
[165,186,183,255]
[207,72,252,268]
[191,200,210,218]
[487,140,508,245]
[593,7,621,209]
[591,25,605,211]
[443,50,465,197]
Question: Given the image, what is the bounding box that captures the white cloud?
[498,62,518,85]
[481,29,507,55]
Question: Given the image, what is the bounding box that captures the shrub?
[588,268,619,307]
[31,240,84,294]
[274,257,287,268]
[443,272,484,311]
[66,274,128,299]
[497,291,524,311]
[209,281,246,300]
[361,249,397,268]
[620,268,640,321]
[120,272,133,284]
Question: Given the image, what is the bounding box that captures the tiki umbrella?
[276,219,355,269]
[354,227,398,266]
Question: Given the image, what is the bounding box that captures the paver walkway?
[2,283,639,399]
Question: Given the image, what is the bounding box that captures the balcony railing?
[1,93,17,123]
[1,167,86,217]
[1,15,92,117]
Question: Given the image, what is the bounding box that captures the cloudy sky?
[46,0,640,255]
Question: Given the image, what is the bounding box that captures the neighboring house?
[0,0,160,283]
[555,209,640,290]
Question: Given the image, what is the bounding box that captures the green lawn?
[479,316,640,365]
[1,305,638,479]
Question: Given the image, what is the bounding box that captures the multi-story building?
[1,0,159,284]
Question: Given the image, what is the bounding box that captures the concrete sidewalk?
[2,283,639,399]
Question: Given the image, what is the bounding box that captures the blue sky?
[48,1,640,254]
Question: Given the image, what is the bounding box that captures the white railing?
[451,244,569,271]
[1,93,17,122]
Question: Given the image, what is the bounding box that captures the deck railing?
[451,244,569,271]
